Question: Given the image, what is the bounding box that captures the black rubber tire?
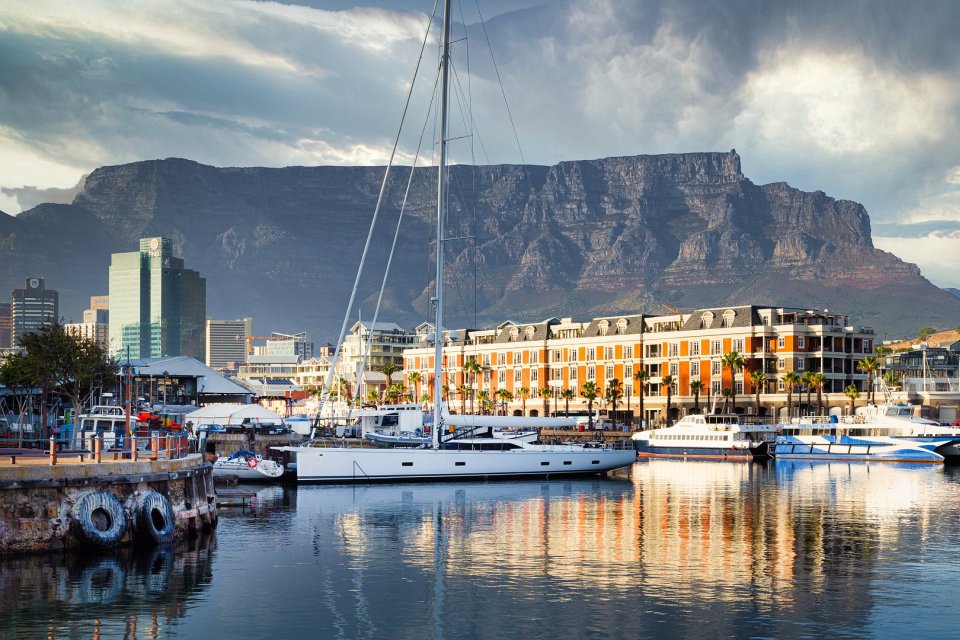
[136,491,175,545]
[71,492,127,548]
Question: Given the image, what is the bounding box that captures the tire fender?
[70,492,127,548]
[135,491,175,545]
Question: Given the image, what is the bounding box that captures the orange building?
[403,306,875,426]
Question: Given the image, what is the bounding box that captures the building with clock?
[10,277,59,346]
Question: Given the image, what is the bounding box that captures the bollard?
[95,434,102,464]
[161,433,168,459]
[49,436,57,466]
[151,432,159,461]
[131,434,138,462]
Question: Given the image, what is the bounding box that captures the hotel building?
[402,306,876,424]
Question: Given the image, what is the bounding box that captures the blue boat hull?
[773,435,944,463]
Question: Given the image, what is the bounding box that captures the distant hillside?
[1,152,958,340]
[946,287,960,300]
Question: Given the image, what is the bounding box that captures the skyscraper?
[11,277,59,346]
[206,317,252,372]
[0,302,11,349]
[64,295,110,350]
[108,237,206,360]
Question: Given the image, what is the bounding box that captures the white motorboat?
[278,1,636,482]
[212,450,284,481]
[632,413,777,459]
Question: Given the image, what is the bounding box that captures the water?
[4,460,960,639]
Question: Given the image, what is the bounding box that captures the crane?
[660,303,683,315]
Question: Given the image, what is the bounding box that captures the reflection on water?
[6,464,960,639]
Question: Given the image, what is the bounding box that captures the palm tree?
[689,379,703,414]
[560,388,575,417]
[783,371,800,420]
[720,351,745,414]
[800,370,816,415]
[377,362,400,388]
[407,371,422,405]
[856,356,880,404]
[720,388,733,413]
[580,381,598,430]
[661,374,675,426]
[633,369,650,427]
[441,384,449,403]
[606,378,623,424]
[844,383,861,415]
[749,369,767,417]
[518,387,529,416]
[462,358,481,414]
[496,388,513,415]
[477,390,491,415]
[456,383,468,414]
[365,388,380,406]
[882,371,900,389]
[539,386,551,416]
[811,372,826,416]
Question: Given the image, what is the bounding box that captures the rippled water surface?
[4,460,960,639]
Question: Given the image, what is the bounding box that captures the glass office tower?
[108,237,206,360]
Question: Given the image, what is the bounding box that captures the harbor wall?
[0,454,216,554]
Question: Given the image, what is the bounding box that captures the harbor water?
[4,460,959,639]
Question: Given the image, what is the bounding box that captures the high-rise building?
[11,277,59,346]
[108,237,206,360]
[206,317,253,372]
[0,302,11,349]
[65,295,110,350]
[261,332,314,359]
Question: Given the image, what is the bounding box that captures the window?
[530,352,539,364]
[625,384,633,397]
[568,348,578,362]
[735,381,743,395]
[711,381,721,395]
[798,336,806,349]
[865,339,873,353]
[668,342,679,357]
[514,369,522,383]
[732,338,744,353]
[598,320,609,336]
[778,336,785,349]
[797,357,805,370]
[712,361,722,375]
[586,348,596,361]
[531,387,539,398]
[605,365,614,379]
[778,379,785,391]
[723,309,736,327]
[552,349,563,362]
[624,346,633,359]
[531,369,539,383]
[691,361,700,376]
[669,362,678,376]
[498,352,506,366]
[513,352,522,365]
[777,358,785,370]
[569,367,578,381]
[552,367,563,381]
[711,340,722,355]
[701,312,714,329]
[482,354,491,366]
[624,364,633,379]
[690,342,700,356]
[587,366,596,381]
[498,370,506,384]
[616,319,627,335]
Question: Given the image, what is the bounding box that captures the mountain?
[946,288,960,300]
[1,152,958,341]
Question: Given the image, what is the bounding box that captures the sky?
[1,0,958,288]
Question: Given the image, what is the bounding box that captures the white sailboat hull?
[281,445,636,483]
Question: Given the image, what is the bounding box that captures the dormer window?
[510,327,520,341]
[701,312,714,329]
[524,326,535,340]
[616,319,627,335]
[722,309,736,327]
[598,320,609,336]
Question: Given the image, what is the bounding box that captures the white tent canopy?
[184,403,283,426]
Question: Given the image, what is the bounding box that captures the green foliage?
[916,327,936,341]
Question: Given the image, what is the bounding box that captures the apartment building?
[403,306,875,424]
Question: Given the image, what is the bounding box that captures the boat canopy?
[184,403,283,425]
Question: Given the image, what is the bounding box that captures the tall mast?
[433,0,452,449]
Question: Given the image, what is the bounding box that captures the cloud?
[874,230,960,288]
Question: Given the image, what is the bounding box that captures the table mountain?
[1,151,957,341]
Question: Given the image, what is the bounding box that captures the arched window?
[722,309,736,327]
[701,312,714,329]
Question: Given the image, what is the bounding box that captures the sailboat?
[278,0,636,482]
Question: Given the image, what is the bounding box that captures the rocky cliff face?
[1,152,956,339]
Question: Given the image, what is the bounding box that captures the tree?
[606,378,622,424]
[661,375,675,426]
[441,384,450,403]
[749,369,767,416]
[882,371,900,389]
[377,362,400,389]
[811,372,826,416]
[0,354,38,448]
[856,356,880,404]
[844,384,861,415]
[477,390,492,415]
[720,351,745,414]
[916,326,936,342]
[13,325,117,448]
[720,388,733,413]
[800,370,816,415]
[365,388,380,406]
[560,388,575,417]
[462,358,481,414]
[518,387,530,416]
[456,383,469,414]
[496,388,513,415]
[407,371,422,405]
[783,371,800,420]
[580,381,598,430]
[539,386,551,416]
[689,380,703,414]
[633,369,650,427]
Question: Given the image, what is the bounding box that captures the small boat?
[212,450,284,481]
[631,413,776,459]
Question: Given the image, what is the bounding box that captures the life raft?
[71,492,127,548]
[135,491,175,545]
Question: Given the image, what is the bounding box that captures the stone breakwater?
[0,454,216,554]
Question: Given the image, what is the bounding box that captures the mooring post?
[95,433,102,464]
[49,436,57,466]
[151,432,159,461]
[131,434,138,462]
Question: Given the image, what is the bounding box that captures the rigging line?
[314,0,440,427]
[474,0,526,165]
[449,59,490,165]
[356,66,442,406]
